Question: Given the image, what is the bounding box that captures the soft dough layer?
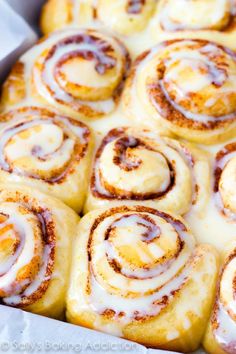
[203,241,236,354]
[66,205,219,352]
[0,184,79,319]
[0,107,93,212]
[84,127,210,216]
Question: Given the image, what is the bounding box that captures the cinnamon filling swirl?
[85,206,194,322]
[32,29,131,119]
[0,107,90,184]
[86,127,205,216]
[0,200,55,308]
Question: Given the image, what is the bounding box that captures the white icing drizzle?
[213,252,236,351]
[0,111,89,181]
[215,303,236,351]
[87,209,195,323]
[131,39,236,126]
[18,28,130,119]
[0,202,53,305]
[4,244,52,306]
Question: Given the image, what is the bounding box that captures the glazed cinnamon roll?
[185,141,236,251]
[203,242,236,354]
[0,184,79,318]
[84,127,209,215]
[41,0,157,36]
[66,205,218,352]
[157,0,236,32]
[123,39,236,144]
[0,107,93,212]
[1,29,131,122]
[214,142,236,218]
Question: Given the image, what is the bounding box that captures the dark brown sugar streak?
[127,0,146,14]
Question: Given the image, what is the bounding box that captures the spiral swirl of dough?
[0,107,90,183]
[85,127,209,214]
[67,205,218,350]
[123,39,236,144]
[157,0,236,32]
[0,184,79,319]
[0,107,92,212]
[0,195,56,308]
[32,29,130,120]
[0,29,131,120]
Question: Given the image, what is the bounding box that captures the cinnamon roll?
[0,107,93,212]
[1,29,131,122]
[0,184,79,318]
[123,39,236,144]
[203,242,236,354]
[66,205,219,352]
[185,141,236,251]
[156,0,236,32]
[41,0,157,36]
[214,142,236,218]
[84,127,209,216]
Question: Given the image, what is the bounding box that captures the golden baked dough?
[84,127,210,216]
[40,0,94,35]
[1,29,131,122]
[66,205,219,352]
[41,0,156,36]
[203,241,236,354]
[157,0,234,31]
[40,1,236,55]
[0,183,79,319]
[186,140,236,251]
[0,107,93,212]
[151,0,236,50]
[151,0,236,59]
[96,0,156,36]
[122,39,236,144]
